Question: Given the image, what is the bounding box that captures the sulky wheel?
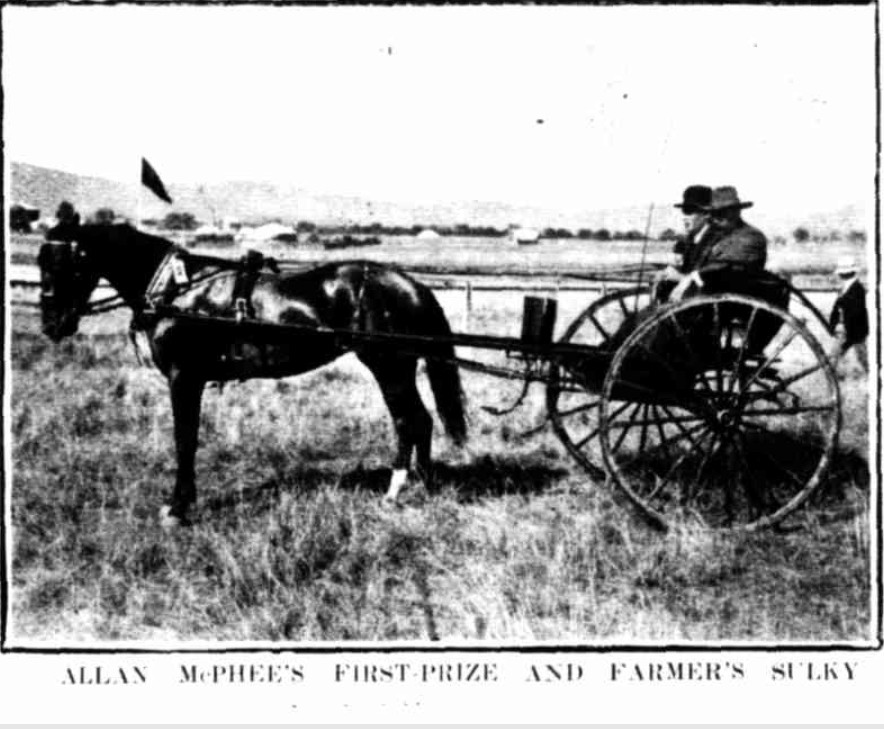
[548,286,653,478]
[598,294,841,532]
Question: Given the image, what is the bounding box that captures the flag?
[141,157,173,203]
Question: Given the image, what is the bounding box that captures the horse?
[37,219,467,526]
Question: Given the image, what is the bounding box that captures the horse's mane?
[78,222,174,256]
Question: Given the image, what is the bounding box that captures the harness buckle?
[235,298,248,323]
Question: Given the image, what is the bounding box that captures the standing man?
[829,256,869,374]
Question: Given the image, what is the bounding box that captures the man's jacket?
[829,278,869,347]
[690,220,767,274]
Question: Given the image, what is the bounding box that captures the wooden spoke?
[555,398,601,419]
[659,404,702,450]
[638,403,650,454]
[588,313,611,342]
[651,404,671,462]
[611,403,643,454]
[742,403,837,417]
[608,412,706,428]
[576,400,632,450]
[747,361,826,400]
[757,447,809,491]
[739,421,819,487]
[651,425,712,493]
[740,326,801,393]
[712,302,724,393]
[732,429,769,519]
[728,306,759,395]
[686,430,721,502]
[668,314,701,366]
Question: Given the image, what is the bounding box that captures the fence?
[9,267,841,337]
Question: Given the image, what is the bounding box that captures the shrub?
[162,212,198,231]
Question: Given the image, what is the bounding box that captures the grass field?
[7,274,872,644]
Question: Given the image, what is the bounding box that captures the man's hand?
[670,271,702,302]
[655,265,683,283]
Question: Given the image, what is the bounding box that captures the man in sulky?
[658,185,768,302]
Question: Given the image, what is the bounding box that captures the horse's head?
[38,220,101,341]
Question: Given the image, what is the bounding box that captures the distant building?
[510,227,540,245]
[416,228,441,240]
[238,222,295,242]
[194,224,222,237]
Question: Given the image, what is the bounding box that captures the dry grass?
[7,278,872,645]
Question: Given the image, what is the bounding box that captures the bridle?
[38,239,126,318]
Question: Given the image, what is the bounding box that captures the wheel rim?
[600,294,841,531]
[548,286,652,479]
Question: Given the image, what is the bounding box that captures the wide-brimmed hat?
[703,186,753,212]
[675,185,712,213]
[835,255,858,276]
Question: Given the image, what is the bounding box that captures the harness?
[130,247,280,369]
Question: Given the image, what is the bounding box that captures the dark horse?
[38,220,467,526]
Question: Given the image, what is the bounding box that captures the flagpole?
[136,158,142,231]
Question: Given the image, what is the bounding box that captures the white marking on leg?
[384,468,408,504]
[159,505,181,530]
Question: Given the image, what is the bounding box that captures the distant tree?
[296,220,317,233]
[848,230,867,243]
[593,229,611,241]
[658,228,678,241]
[93,207,116,225]
[162,211,198,231]
[577,228,594,240]
[10,204,38,233]
[792,227,810,243]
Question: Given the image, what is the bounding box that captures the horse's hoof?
[159,505,185,529]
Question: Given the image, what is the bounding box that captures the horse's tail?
[423,291,468,446]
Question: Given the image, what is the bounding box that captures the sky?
[3,5,876,222]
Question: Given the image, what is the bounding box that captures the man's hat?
[703,186,753,212]
[675,185,712,213]
[835,255,858,276]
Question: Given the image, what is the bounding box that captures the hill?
[10,161,867,238]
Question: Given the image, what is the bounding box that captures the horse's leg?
[161,368,206,527]
[363,356,433,503]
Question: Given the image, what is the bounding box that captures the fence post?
[464,280,473,332]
